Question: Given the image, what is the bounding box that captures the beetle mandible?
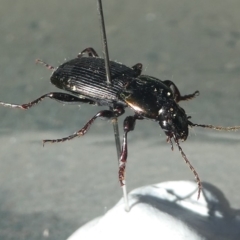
[1,47,240,199]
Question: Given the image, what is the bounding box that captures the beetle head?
[158,102,189,141]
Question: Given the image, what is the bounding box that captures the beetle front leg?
[118,115,137,186]
[0,92,95,110]
[163,80,199,103]
[43,107,125,145]
[77,47,99,58]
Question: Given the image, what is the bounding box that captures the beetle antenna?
[35,59,55,71]
[172,134,202,199]
[188,121,240,131]
[166,136,174,151]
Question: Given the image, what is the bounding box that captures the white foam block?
[67,181,240,240]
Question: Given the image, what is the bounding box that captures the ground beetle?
[1,47,240,198]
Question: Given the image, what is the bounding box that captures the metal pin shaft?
[97,0,129,212]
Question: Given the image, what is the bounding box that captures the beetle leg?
[118,115,137,186]
[43,108,125,145]
[0,92,95,110]
[163,80,199,103]
[35,59,55,71]
[131,63,143,76]
[77,47,99,58]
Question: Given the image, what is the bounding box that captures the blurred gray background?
[0,0,240,239]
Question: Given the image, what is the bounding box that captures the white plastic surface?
[67,181,240,240]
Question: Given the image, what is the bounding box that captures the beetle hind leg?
[36,59,55,71]
[0,92,95,110]
[77,47,99,58]
[0,93,55,110]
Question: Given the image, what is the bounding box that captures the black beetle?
[1,47,240,198]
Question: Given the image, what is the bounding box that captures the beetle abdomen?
[50,57,137,105]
